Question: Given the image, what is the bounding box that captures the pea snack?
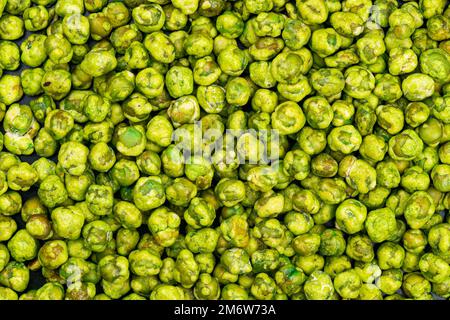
[0,0,449,302]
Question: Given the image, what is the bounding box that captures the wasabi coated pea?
[335,199,367,234]
[58,141,89,176]
[150,285,185,300]
[217,46,248,76]
[80,47,117,77]
[7,162,38,191]
[365,208,397,243]
[327,125,362,154]
[404,191,435,229]
[0,217,17,242]
[344,66,375,99]
[165,66,193,98]
[311,28,341,58]
[173,249,199,288]
[377,242,405,270]
[338,155,377,194]
[389,129,424,161]
[0,75,23,105]
[38,175,68,208]
[271,101,305,135]
[148,207,180,247]
[376,269,403,295]
[82,221,112,253]
[304,271,334,300]
[402,73,435,101]
[334,269,362,299]
[310,69,344,97]
[419,253,450,283]
[0,261,30,293]
[86,184,114,216]
[114,201,143,230]
[133,176,166,211]
[346,234,374,263]
[88,142,116,172]
[145,32,176,64]
[113,125,146,156]
[38,240,68,270]
[7,230,37,262]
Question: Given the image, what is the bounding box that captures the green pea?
[217,46,248,76]
[148,207,180,247]
[132,4,165,33]
[133,176,166,211]
[0,14,24,40]
[402,73,435,101]
[365,208,397,243]
[304,271,334,300]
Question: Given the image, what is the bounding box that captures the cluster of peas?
[0,0,449,300]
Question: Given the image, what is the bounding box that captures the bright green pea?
[365,208,397,243]
[51,206,85,240]
[217,46,248,76]
[402,73,435,101]
[304,271,335,300]
[132,176,166,211]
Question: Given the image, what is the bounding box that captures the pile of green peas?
[0,0,449,300]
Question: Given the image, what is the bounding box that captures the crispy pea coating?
[7,162,38,191]
[0,75,23,106]
[52,206,85,240]
[304,271,335,300]
[338,155,377,194]
[184,197,216,229]
[186,228,218,254]
[334,269,362,299]
[173,249,199,289]
[419,253,450,283]
[129,249,162,277]
[38,240,68,270]
[376,269,403,295]
[377,242,406,270]
[132,176,166,211]
[327,125,362,154]
[365,208,397,243]
[403,272,431,299]
[336,199,367,234]
[165,66,193,98]
[0,260,29,293]
[150,284,185,300]
[194,273,220,300]
[85,184,114,216]
[58,141,89,176]
[402,73,435,101]
[80,47,117,78]
[221,248,252,275]
[220,214,250,248]
[217,46,248,76]
[7,230,38,263]
[388,129,424,161]
[148,207,180,247]
[250,273,277,300]
[37,175,68,208]
[82,221,113,253]
[404,191,436,229]
[113,201,142,230]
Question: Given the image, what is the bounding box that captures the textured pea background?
[5,1,185,293]
[8,24,90,290]
[4,1,447,299]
